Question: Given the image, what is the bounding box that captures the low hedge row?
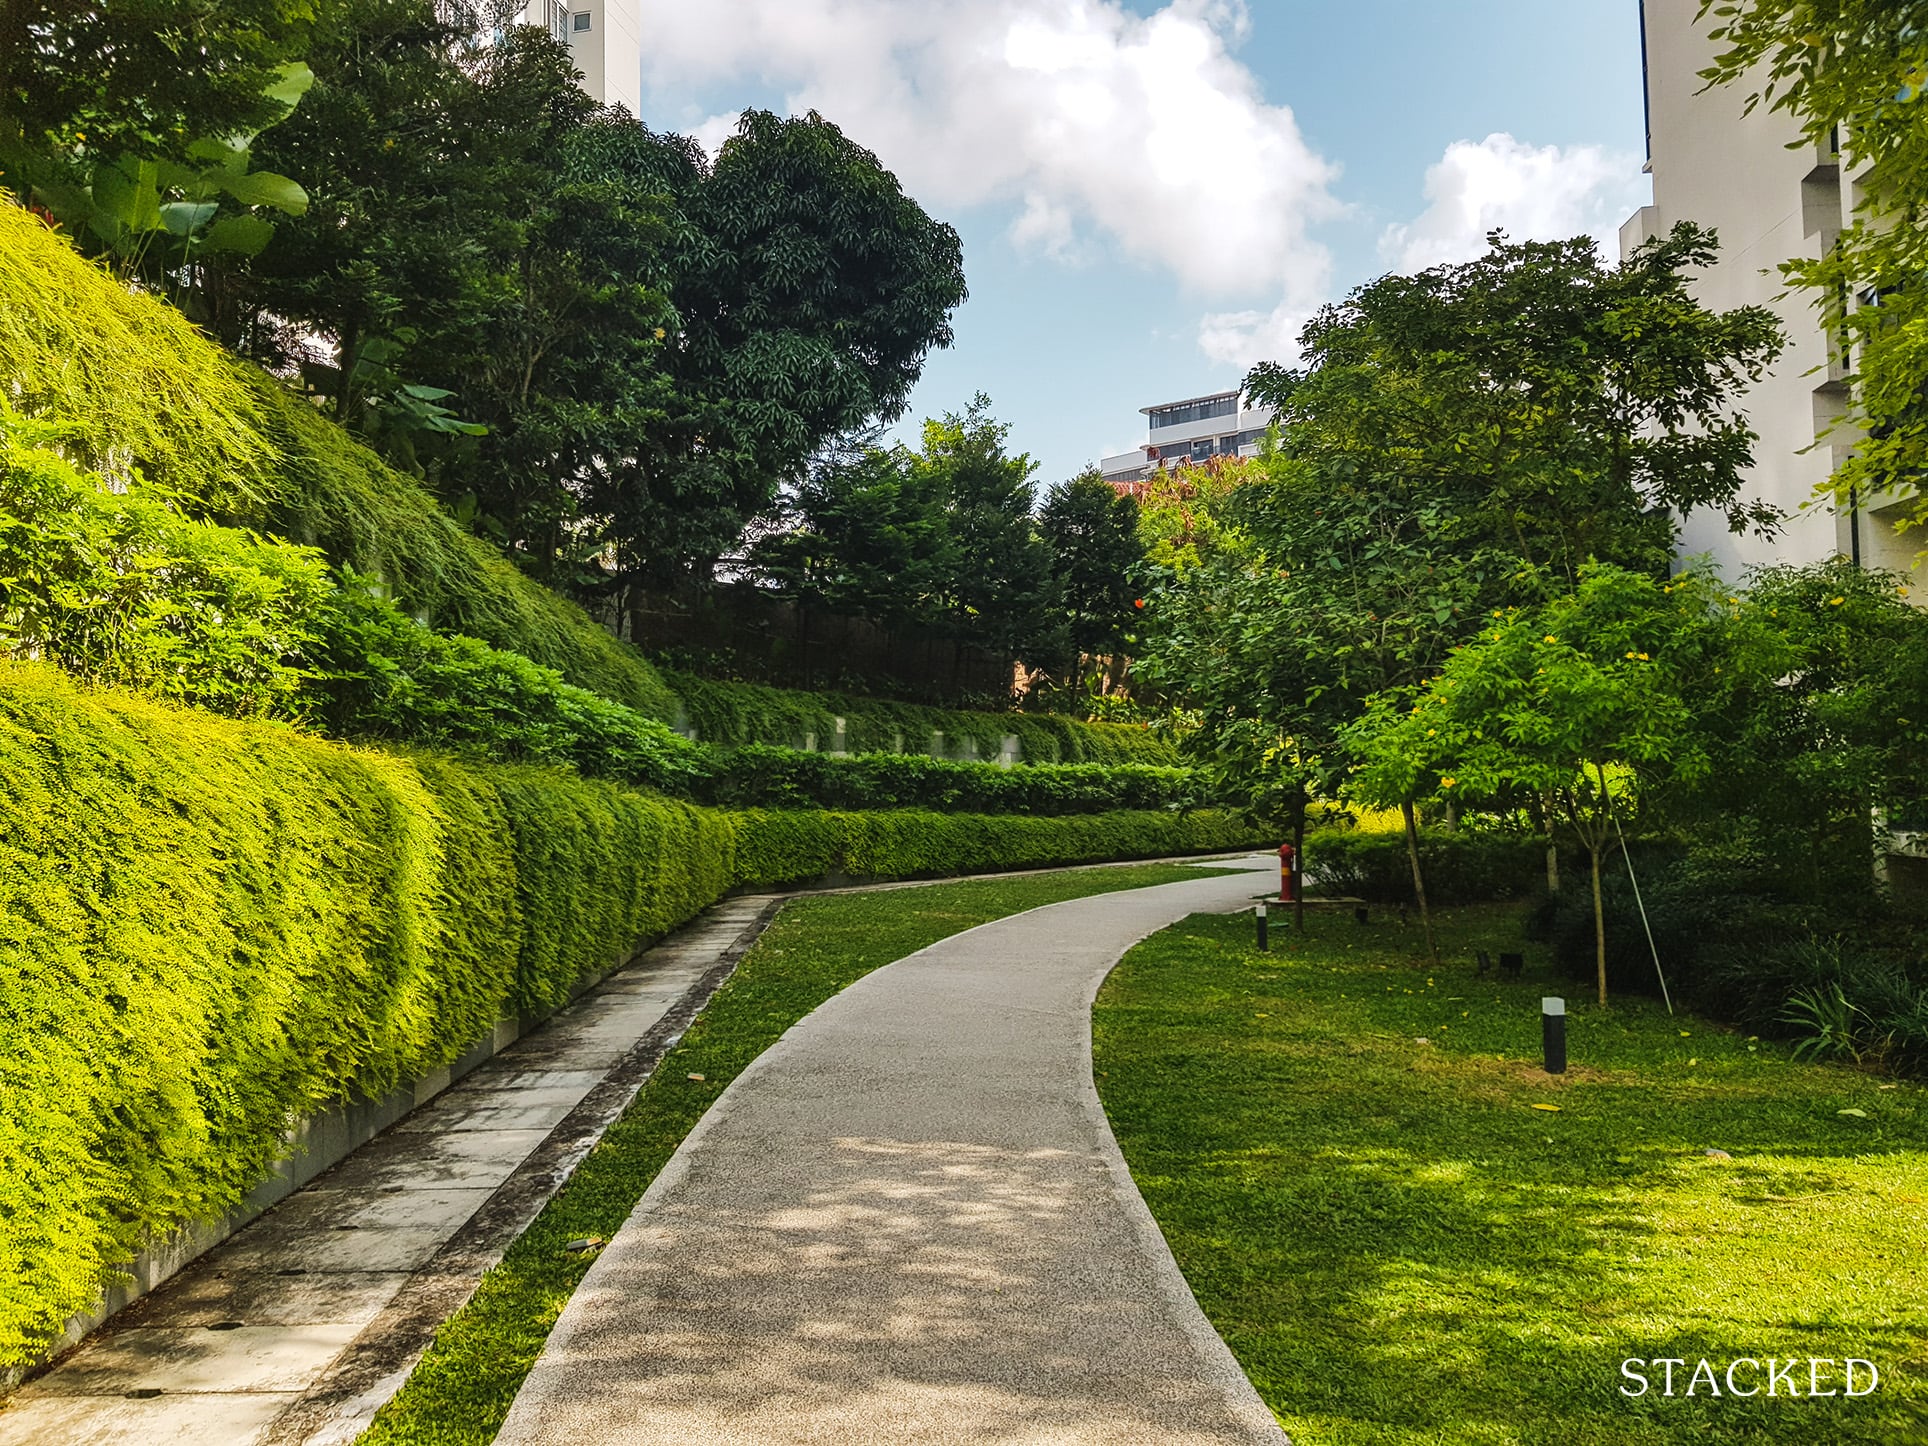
[660,668,1175,766]
[0,661,1262,1369]
[1305,826,1546,905]
[694,746,1197,815]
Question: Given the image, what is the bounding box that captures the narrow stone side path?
[497,857,1288,1446]
[0,894,778,1446]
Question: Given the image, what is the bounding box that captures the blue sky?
[632,1,1651,486]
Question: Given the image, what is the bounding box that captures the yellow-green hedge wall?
[0,662,1262,1366]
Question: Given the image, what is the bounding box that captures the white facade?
[1627,0,1923,592]
[1099,389,1276,488]
[512,0,642,115]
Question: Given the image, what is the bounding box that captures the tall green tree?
[1699,0,1928,535]
[915,395,1056,667]
[1139,227,1781,850]
[1038,468,1144,674]
[598,109,965,591]
[1248,224,1784,589]
[748,436,949,629]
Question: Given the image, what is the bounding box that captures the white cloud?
[1197,133,1650,370]
[1380,132,1646,273]
[634,0,1341,297]
[1195,297,1317,369]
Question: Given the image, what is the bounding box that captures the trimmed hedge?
[0,661,1262,1368]
[1305,826,1545,905]
[694,747,1196,815]
[660,668,1175,765]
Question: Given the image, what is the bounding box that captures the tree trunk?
[1401,798,1439,967]
[1589,845,1608,1007]
[1543,787,1560,893]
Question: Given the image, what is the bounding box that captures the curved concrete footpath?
[496,855,1289,1446]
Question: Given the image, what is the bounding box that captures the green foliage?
[0,1,315,170]
[0,199,276,506]
[0,660,519,1368]
[749,434,951,628]
[694,747,1197,816]
[1038,467,1145,666]
[0,403,330,716]
[240,374,682,721]
[0,2,317,306]
[1343,564,1715,1002]
[233,15,967,585]
[1138,227,1782,830]
[748,397,1084,670]
[1699,0,1928,533]
[0,193,683,721]
[1305,826,1544,906]
[314,587,704,790]
[915,394,1057,660]
[0,659,1257,1368]
[659,667,1176,765]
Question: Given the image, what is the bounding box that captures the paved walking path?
[0,894,778,1446]
[497,855,1288,1446]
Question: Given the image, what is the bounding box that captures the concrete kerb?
[254,896,787,1446]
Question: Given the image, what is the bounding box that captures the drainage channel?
[0,894,783,1446]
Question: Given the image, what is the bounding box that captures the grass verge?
[1094,903,1928,1446]
[359,859,1240,1445]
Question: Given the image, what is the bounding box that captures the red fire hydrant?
[1278,841,1298,905]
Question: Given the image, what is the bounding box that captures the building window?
[1148,394,1237,431]
[573,9,591,29]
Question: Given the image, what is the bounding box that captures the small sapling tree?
[1347,566,1712,1004]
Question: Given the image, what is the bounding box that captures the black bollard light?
[1256,901,1269,952]
[1542,996,1567,1075]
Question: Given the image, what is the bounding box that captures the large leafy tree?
[748,435,950,630]
[1249,224,1785,588]
[1038,469,1144,674]
[210,2,964,589]
[1139,228,1781,851]
[0,0,317,307]
[1699,0,1928,534]
[914,396,1056,668]
[595,109,965,593]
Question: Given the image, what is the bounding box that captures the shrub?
[315,588,704,792]
[691,746,1197,816]
[1305,826,1544,905]
[659,667,1175,765]
[0,406,331,717]
[0,200,273,507]
[0,204,681,724]
[239,377,682,722]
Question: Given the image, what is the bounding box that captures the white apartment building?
[487,1,642,115]
[1624,0,1923,592]
[1098,389,1276,490]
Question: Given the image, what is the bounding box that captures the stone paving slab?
[497,855,1289,1446]
[0,894,779,1446]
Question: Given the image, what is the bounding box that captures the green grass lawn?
[359,859,1238,1446]
[1094,904,1928,1446]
